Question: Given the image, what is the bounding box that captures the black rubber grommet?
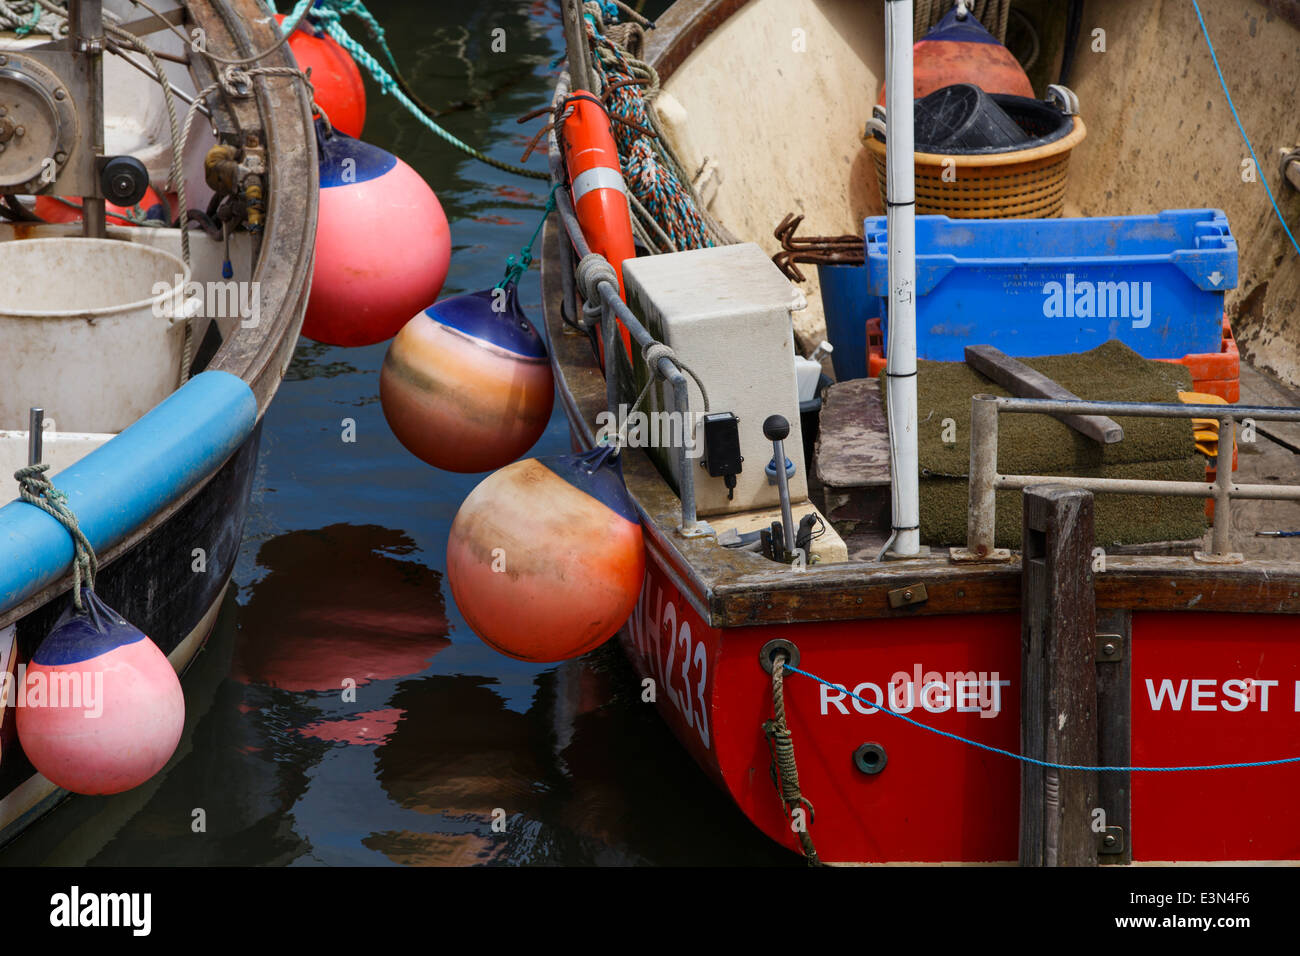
[854,742,888,775]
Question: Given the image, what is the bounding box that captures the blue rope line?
[1192,0,1300,259]
[781,662,1300,773]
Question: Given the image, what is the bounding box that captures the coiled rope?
[783,661,1300,773]
[763,653,821,865]
[14,465,97,612]
[580,3,730,253]
[0,0,74,36]
[913,0,1011,43]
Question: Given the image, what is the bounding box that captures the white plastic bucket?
[0,237,191,434]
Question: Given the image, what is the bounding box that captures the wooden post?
[1020,484,1100,866]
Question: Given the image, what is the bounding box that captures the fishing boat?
[0,0,315,845]
[539,0,1300,864]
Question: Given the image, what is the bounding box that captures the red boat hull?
[621,543,1300,863]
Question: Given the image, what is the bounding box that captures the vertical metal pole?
[670,372,699,533]
[1211,415,1235,555]
[69,0,107,238]
[27,408,44,466]
[884,0,920,556]
[968,394,999,556]
[772,437,796,554]
[602,291,619,422]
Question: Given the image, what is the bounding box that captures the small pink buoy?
[447,447,644,662]
[302,126,451,347]
[380,279,554,472]
[16,591,184,795]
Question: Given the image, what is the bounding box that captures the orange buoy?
[302,125,451,347]
[561,91,635,360]
[380,278,554,472]
[878,7,1033,104]
[16,592,184,795]
[447,448,644,662]
[34,187,167,225]
[277,13,366,138]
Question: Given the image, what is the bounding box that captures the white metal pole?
[884,0,920,556]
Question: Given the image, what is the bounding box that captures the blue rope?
[781,662,1300,773]
[1192,0,1300,259]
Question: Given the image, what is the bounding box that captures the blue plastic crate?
[864,209,1237,362]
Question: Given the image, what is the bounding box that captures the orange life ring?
[561,91,636,363]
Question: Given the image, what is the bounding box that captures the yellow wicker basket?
[866,117,1087,218]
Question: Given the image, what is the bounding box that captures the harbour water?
[0,0,793,866]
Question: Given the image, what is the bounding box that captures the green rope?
[15,2,42,36]
[496,184,560,289]
[291,1,547,179]
[15,464,98,612]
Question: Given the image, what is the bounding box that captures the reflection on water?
[0,0,796,866]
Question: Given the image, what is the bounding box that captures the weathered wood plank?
[1021,484,1099,867]
[965,345,1123,444]
[815,378,892,489]
[1238,362,1300,451]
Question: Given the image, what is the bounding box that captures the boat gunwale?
[0,0,316,632]
[541,0,1300,628]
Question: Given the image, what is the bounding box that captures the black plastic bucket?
[914,83,1028,152]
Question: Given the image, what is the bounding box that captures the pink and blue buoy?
[301,126,451,347]
[380,279,554,473]
[15,592,184,795]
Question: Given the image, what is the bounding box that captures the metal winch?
[0,0,150,236]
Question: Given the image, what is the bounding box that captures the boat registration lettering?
[630,575,711,751]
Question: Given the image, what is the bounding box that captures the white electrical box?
[623,243,808,517]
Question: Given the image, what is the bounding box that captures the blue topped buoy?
[17,590,184,795]
[380,277,554,472]
[302,120,451,347]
